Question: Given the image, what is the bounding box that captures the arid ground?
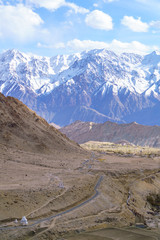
[0,144,160,240]
[0,93,160,239]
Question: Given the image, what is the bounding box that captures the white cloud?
[150,21,160,29]
[85,10,113,31]
[27,0,89,14]
[121,15,160,33]
[121,16,149,32]
[64,2,89,14]
[108,39,152,55]
[50,38,156,55]
[27,0,65,10]
[67,39,109,51]
[0,4,44,42]
[93,3,99,7]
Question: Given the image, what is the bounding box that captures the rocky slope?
[1,49,160,126]
[61,120,160,147]
[0,92,82,154]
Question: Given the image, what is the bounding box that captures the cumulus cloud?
[64,2,89,14]
[121,16,149,32]
[108,39,151,54]
[0,4,45,42]
[85,10,113,31]
[67,39,109,51]
[45,38,156,55]
[27,0,89,14]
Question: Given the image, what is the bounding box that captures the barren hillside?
[61,120,160,147]
[0,93,83,155]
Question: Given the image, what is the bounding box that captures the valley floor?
[0,144,160,239]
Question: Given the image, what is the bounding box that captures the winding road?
[0,175,103,231]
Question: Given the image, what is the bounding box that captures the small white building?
[14,219,18,224]
[20,216,28,225]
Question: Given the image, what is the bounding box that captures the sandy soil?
[0,146,160,240]
[66,227,160,240]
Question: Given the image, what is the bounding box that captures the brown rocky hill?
[0,93,83,154]
[61,120,160,147]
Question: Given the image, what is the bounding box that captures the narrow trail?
[26,188,67,218]
[0,175,103,231]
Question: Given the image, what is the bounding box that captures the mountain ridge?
[60,120,160,147]
[1,48,160,126]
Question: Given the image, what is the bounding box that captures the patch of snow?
[1,49,160,102]
[66,79,75,86]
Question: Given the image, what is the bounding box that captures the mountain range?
[1,49,160,126]
[61,120,160,147]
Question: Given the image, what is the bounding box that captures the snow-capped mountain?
[1,48,160,126]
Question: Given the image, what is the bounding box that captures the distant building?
[20,216,28,225]
[14,219,18,224]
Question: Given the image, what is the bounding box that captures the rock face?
[61,120,160,147]
[0,93,82,154]
[1,49,160,126]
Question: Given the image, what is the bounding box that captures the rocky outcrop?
[0,93,83,154]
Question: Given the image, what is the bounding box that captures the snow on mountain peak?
[142,50,160,66]
[151,50,160,56]
[0,49,22,62]
[0,48,160,98]
[1,48,160,125]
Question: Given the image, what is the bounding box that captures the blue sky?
[0,0,160,56]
